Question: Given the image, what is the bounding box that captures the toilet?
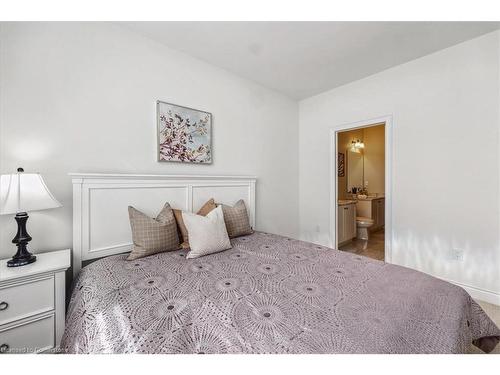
[356,217,374,240]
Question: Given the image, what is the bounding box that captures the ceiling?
[119,22,500,99]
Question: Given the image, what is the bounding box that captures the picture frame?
[338,152,345,177]
[156,100,212,163]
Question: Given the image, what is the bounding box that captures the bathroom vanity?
[337,200,357,245]
[356,197,385,231]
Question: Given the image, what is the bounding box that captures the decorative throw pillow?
[173,198,217,248]
[127,202,179,260]
[182,205,231,259]
[220,199,253,238]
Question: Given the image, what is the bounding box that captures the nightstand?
[0,249,70,354]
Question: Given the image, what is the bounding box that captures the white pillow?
[182,205,232,259]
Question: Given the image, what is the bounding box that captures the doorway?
[329,116,392,262]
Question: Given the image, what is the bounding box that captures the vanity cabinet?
[338,203,357,245]
[376,199,385,230]
[356,198,385,231]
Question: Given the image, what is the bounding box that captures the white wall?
[1,23,498,303]
[299,31,500,300]
[0,22,299,259]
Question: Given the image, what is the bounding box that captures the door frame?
[329,115,393,262]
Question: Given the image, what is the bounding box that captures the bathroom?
[337,123,385,260]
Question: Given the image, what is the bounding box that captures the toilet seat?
[356,217,374,226]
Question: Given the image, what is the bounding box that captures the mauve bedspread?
[61,232,500,354]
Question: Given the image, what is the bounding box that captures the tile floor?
[339,229,385,261]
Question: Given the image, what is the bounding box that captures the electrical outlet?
[450,248,464,261]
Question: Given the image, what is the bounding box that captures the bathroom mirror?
[347,149,363,192]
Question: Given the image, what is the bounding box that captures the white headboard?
[70,173,256,277]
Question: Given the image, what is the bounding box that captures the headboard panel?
[70,173,256,277]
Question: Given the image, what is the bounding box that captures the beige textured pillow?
[220,199,253,238]
[127,202,179,260]
[173,198,217,249]
[182,206,231,259]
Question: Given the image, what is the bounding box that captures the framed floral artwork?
[157,100,212,163]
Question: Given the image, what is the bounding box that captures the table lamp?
[0,168,62,267]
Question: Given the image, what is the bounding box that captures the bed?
[61,174,500,354]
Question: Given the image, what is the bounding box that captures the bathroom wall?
[0,22,300,258]
[363,125,385,195]
[300,31,500,303]
[337,124,385,199]
[337,128,362,199]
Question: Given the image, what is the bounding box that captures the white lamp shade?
[0,173,62,215]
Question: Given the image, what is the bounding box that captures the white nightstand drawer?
[1,249,70,354]
[0,314,55,354]
[0,276,55,326]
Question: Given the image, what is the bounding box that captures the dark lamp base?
[7,254,37,267]
[8,212,37,267]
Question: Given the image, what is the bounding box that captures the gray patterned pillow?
[127,202,179,260]
[220,199,253,238]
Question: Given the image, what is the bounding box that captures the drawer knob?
[0,302,8,311]
[0,344,8,354]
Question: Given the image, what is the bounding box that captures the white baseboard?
[445,279,500,306]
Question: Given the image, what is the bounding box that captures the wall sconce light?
[350,139,365,152]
